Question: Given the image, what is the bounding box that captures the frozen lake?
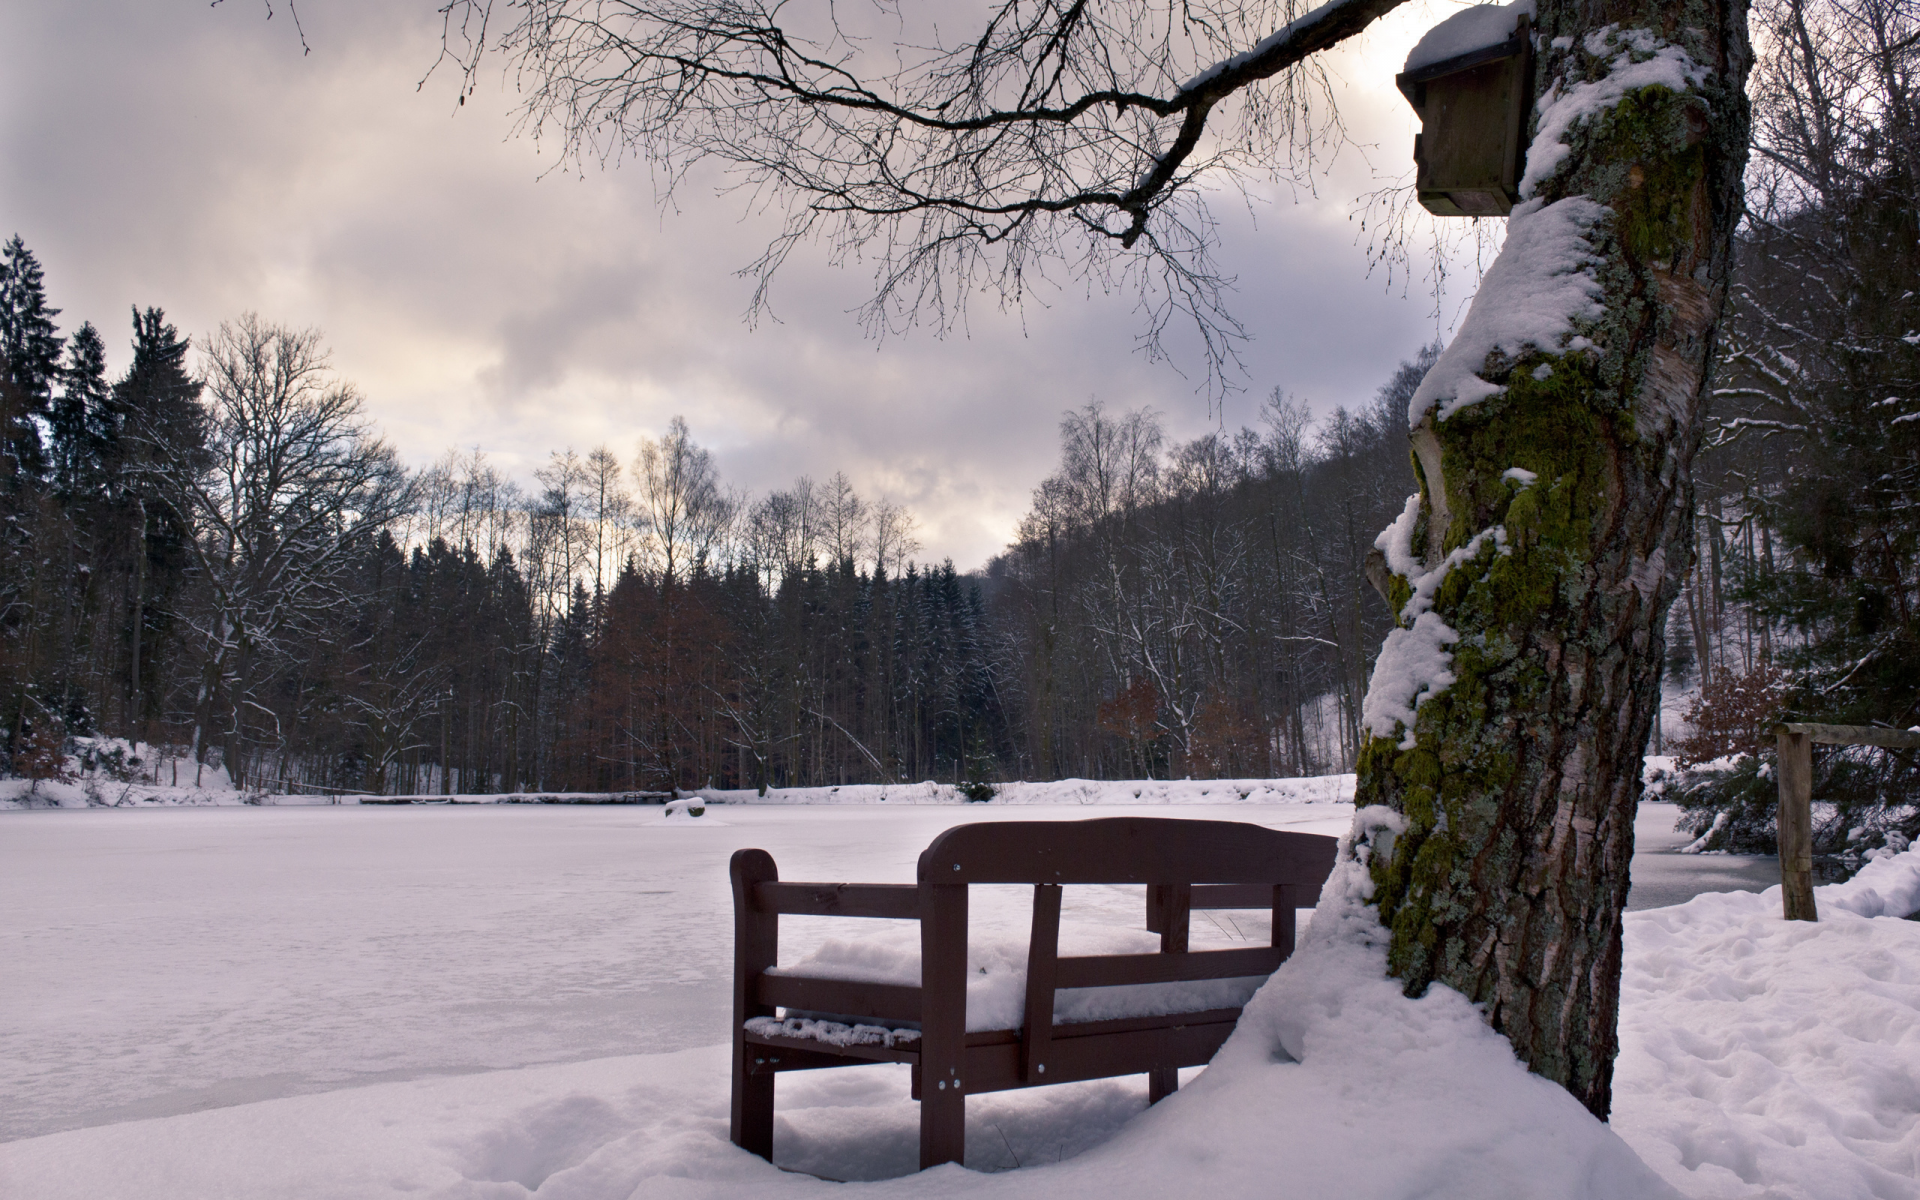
[0,798,1766,1144]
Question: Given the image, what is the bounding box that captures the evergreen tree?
[113,307,203,470]
[0,235,63,485]
[111,307,205,732]
[49,321,111,501]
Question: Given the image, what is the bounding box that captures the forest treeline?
[0,245,1420,793]
[3,0,1916,805]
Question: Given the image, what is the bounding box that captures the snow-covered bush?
[71,737,140,782]
[1669,753,1778,852]
[1671,748,1919,858]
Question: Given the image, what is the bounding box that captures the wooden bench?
[729,816,1337,1170]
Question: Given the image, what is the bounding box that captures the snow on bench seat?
[743,1016,921,1049]
[761,933,1271,1034]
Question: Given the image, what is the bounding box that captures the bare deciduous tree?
[870,496,921,578]
[585,444,634,595]
[635,416,736,582]
[745,475,820,583]
[822,471,869,567]
[162,313,413,781]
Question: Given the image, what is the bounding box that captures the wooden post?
[730,849,779,1158]
[1775,727,1816,922]
[1771,723,1920,921]
[919,883,969,1169]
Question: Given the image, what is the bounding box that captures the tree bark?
[1357,0,1751,1118]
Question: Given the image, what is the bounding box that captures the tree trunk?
[127,499,146,735]
[1356,0,1750,1119]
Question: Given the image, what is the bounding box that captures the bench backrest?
[917,818,1336,1087]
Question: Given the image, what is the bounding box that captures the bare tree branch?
[431,0,1410,389]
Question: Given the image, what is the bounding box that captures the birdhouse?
[1396,11,1534,217]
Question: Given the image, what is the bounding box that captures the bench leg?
[732,1050,775,1159]
[1148,883,1189,1107]
[1148,1066,1178,1104]
[730,849,780,1160]
[920,884,969,1170]
[920,1072,966,1169]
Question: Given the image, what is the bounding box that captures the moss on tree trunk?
[1357,0,1751,1119]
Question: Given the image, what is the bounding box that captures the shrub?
[14,722,74,795]
[1670,664,1787,768]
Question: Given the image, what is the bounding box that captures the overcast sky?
[2,0,1480,569]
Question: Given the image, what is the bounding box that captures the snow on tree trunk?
[1355,0,1751,1119]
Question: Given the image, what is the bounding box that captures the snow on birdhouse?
[1397,3,1535,217]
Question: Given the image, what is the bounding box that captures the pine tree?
[114,307,203,471]
[0,235,64,485]
[49,321,111,502]
[110,307,205,733]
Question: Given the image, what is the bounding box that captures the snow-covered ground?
[2,786,1915,1198]
[1617,857,1920,1197]
[0,797,1357,1144]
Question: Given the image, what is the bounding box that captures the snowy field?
[2,788,1917,1198]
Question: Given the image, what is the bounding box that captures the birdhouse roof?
[1402,2,1532,77]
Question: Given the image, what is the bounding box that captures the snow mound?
[1186,809,1680,1200]
[1820,838,1920,918]
[1406,195,1608,426]
[661,797,729,823]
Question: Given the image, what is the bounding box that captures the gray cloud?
[1,0,1472,569]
